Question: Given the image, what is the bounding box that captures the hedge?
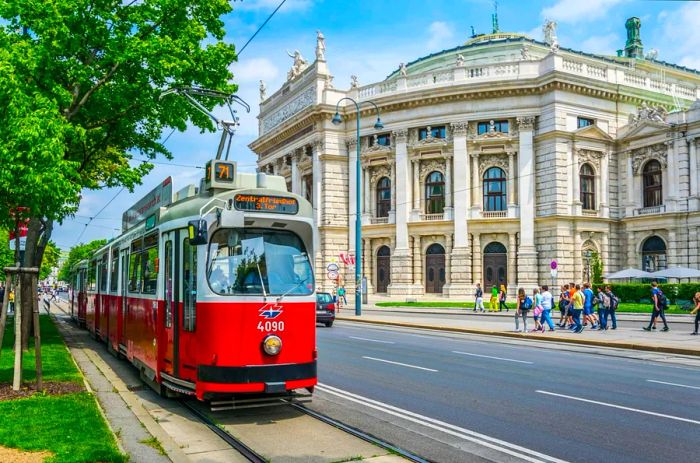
[597,283,700,303]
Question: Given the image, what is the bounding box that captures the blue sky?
[52,0,700,251]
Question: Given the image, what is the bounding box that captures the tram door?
[162,231,178,375]
[119,249,129,347]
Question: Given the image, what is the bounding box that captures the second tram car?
[70,162,317,400]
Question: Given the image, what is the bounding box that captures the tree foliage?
[0,230,15,280]
[57,239,108,283]
[591,251,603,285]
[39,241,61,280]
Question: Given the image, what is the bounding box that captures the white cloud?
[235,0,312,13]
[231,57,280,83]
[427,21,454,51]
[658,2,700,71]
[541,0,625,24]
[580,33,619,55]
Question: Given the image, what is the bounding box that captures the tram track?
[179,399,268,463]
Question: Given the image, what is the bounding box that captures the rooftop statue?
[399,62,407,77]
[456,54,465,67]
[629,102,668,125]
[286,49,309,81]
[520,44,530,61]
[315,30,326,61]
[645,48,658,61]
[259,80,266,102]
[350,75,359,89]
[543,19,559,53]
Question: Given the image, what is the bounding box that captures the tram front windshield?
[207,228,314,296]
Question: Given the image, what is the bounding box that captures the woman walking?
[514,288,531,332]
[532,287,543,332]
[691,292,700,335]
[490,285,499,312]
[558,284,570,327]
[499,285,508,312]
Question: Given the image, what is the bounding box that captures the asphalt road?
[312,322,700,463]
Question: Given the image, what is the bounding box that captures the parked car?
[316,292,336,327]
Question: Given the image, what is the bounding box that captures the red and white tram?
[70,161,317,400]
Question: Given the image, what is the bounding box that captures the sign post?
[550,260,558,291]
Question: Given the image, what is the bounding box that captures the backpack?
[521,296,532,310]
[656,290,668,310]
[608,292,619,311]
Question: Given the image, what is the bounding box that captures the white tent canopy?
[650,267,700,280]
[604,268,654,280]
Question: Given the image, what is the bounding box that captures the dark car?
[316,292,336,327]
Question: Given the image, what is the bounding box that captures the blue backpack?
[522,296,533,310]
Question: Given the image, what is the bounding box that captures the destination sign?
[234,194,298,214]
[122,177,172,231]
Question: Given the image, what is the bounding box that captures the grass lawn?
[375,301,688,314]
[0,315,126,463]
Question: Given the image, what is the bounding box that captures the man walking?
[582,282,598,329]
[474,283,485,312]
[570,284,584,333]
[643,281,669,332]
[540,285,555,331]
[604,285,618,330]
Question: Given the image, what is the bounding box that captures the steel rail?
[179,400,267,463]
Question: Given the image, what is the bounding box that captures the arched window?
[580,164,596,210]
[425,171,445,214]
[641,236,667,272]
[376,177,391,218]
[483,167,506,211]
[643,160,662,207]
[484,242,507,254]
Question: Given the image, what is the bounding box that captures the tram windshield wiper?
[276,277,310,304]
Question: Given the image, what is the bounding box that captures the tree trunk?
[0,275,11,361]
[33,273,42,391]
[20,218,51,350]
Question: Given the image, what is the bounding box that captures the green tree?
[57,240,108,284]
[39,242,61,281]
[0,230,15,281]
[0,0,237,347]
[591,251,604,285]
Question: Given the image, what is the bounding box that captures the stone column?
[412,159,420,212]
[666,140,678,211]
[361,163,370,224]
[571,147,581,216]
[347,137,357,253]
[470,153,480,217]
[445,234,453,285]
[507,151,517,217]
[690,138,699,206]
[472,233,482,285]
[445,122,471,296]
[516,116,538,288]
[363,238,374,294]
[444,155,453,219]
[601,232,610,274]
[667,230,677,267]
[412,236,423,289]
[389,161,397,223]
[573,231,582,283]
[312,140,324,291]
[625,151,636,216]
[291,152,301,195]
[370,181,377,219]
[600,152,610,218]
[388,129,414,295]
[508,233,517,292]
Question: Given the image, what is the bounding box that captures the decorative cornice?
[576,148,604,169]
[631,143,667,174]
[419,158,446,179]
[392,129,408,144]
[450,121,468,136]
[478,153,509,176]
[516,116,536,131]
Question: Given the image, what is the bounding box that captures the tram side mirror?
[188,219,208,245]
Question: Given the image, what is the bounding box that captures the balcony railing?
[420,213,445,221]
[481,210,507,219]
[634,205,666,216]
[370,217,389,224]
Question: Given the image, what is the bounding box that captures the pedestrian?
[490,286,499,312]
[558,284,569,327]
[643,281,669,332]
[690,292,700,335]
[337,285,347,307]
[570,284,584,333]
[8,289,14,315]
[532,287,544,332]
[514,287,531,332]
[604,285,619,330]
[582,282,598,329]
[499,284,508,312]
[596,287,608,330]
[474,283,485,312]
[540,285,556,331]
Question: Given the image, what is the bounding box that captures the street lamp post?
[332,98,383,316]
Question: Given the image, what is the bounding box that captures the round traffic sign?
[327,270,339,280]
[550,260,558,270]
[326,263,339,272]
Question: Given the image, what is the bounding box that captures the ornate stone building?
[249,19,700,297]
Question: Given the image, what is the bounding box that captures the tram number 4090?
[257,321,285,332]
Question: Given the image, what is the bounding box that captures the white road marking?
[452,351,534,364]
[349,336,395,344]
[536,390,700,425]
[647,379,700,390]
[362,356,437,372]
[317,383,568,463]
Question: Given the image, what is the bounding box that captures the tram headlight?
[262,335,282,356]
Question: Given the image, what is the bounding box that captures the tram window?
[142,245,158,294]
[110,248,119,292]
[206,228,314,296]
[88,261,97,291]
[183,238,197,332]
[99,254,109,292]
[164,241,173,328]
[128,252,141,293]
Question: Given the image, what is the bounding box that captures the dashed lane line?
[361,356,437,372]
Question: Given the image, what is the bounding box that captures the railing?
[370,217,389,224]
[634,205,666,216]
[420,213,445,221]
[481,210,507,218]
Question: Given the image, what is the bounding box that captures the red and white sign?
[339,252,355,266]
[8,218,29,251]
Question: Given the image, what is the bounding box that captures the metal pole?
[355,102,362,316]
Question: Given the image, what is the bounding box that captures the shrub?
[604,283,700,303]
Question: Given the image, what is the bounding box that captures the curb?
[336,316,700,357]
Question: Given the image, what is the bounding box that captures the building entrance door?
[483,242,507,293]
[425,243,445,294]
[376,246,391,293]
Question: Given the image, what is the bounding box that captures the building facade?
[249,21,700,297]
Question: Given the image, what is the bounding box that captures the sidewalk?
[337,302,700,357]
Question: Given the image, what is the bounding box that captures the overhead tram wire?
[237,0,288,56]
[73,187,125,246]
